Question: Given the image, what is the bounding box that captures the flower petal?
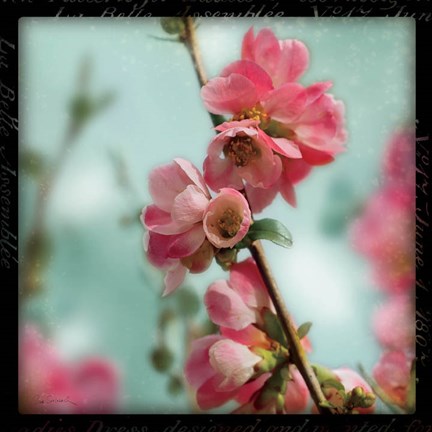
[274,39,310,86]
[142,205,191,235]
[162,263,187,296]
[171,185,209,224]
[174,158,210,198]
[201,74,258,115]
[167,224,206,258]
[185,335,224,389]
[205,280,256,331]
[221,60,273,100]
[245,182,278,214]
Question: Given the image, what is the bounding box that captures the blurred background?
[18,17,414,414]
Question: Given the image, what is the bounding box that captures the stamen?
[223,136,258,167]
[217,208,242,238]
[232,105,270,128]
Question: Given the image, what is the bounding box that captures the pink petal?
[205,280,256,331]
[171,185,209,224]
[215,119,260,132]
[261,83,307,123]
[283,157,313,184]
[174,158,210,198]
[185,335,224,389]
[274,39,310,86]
[142,205,191,235]
[267,136,302,159]
[162,263,187,296]
[298,144,335,166]
[229,258,273,311]
[284,366,310,413]
[221,325,270,349]
[148,161,191,213]
[196,375,238,410]
[221,60,273,100]
[241,27,256,62]
[235,373,271,404]
[209,340,261,391]
[167,224,206,258]
[279,177,297,207]
[145,231,177,269]
[201,74,258,115]
[245,182,278,214]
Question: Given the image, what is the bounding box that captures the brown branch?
[180,17,333,415]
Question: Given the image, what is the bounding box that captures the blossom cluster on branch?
[141,22,378,414]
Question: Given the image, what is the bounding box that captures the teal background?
[19,17,415,413]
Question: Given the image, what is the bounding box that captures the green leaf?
[247,218,292,248]
[297,321,312,340]
[321,379,345,392]
[262,309,287,347]
[312,363,340,385]
[151,346,174,373]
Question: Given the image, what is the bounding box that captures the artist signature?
[37,393,78,406]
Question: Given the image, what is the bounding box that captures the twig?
[180,17,333,415]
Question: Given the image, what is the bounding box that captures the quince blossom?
[19,325,119,414]
[142,158,251,295]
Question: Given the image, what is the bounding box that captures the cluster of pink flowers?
[141,26,374,414]
[202,28,346,212]
[19,325,120,414]
[142,27,347,295]
[185,259,374,414]
[350,129,416,411]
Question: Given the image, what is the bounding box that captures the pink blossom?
[19,325,119,414]
[202,63,345,161]
[203,188,251,249]
[242,27,310,87]
[201,60,346,210]
[373,295,415,353]
[350,184,415,294]
[142,159,252,295]
[142,158,211,235]
[203,119,288,193]
[373,351,412,408]
[184,335,263,410]
[205,258,275,331]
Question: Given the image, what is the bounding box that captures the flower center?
[223,136,259,167]
[217,208,242,238]
[232,104,270,127]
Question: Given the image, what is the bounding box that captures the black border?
[1,0,431,431]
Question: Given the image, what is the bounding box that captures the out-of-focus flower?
[142,159,251,295]
[19,325,119,414]
[241,27,309,87]
[382,128,415,187]
[372,350,412,408]
[350,185,415,294]
[373,295,415,353]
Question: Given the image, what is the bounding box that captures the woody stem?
[181,17,332,415]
